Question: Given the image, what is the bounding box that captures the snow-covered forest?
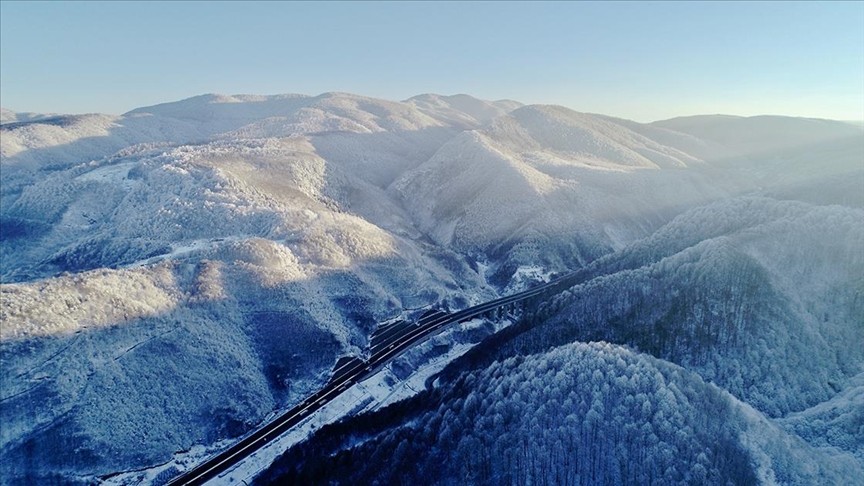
[261,342,859,485]
[1,92,862,484]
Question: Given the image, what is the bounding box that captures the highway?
[166,269,584,485]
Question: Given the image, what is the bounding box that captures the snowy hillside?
[405,93,523,128]
[534,197,864,417]
[392,104,740,284]
[0,109,56,125]
[719,134,864,207]
[2,92,862,485]
[652,114,863,156]
[0,112,209,175]
[261,195,864,485]
[0,92,513,484]
[262,342,861,485]
[0,108,17,123]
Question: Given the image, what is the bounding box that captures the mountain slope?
[652,114,863,156]
[0,94,515,483]
[532,197,864,417]
[392,104,735,284]
[2,92,862,485]
[260,194,864,485]
[261,342,861,485]
[405,93,523,128]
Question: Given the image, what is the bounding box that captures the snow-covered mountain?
[262,341,862,485]
[0,108,58,125]
[652,114,863,156]
[260,196,864,485]
[393,105,733,283]
[1,92,862,484]
[405,93,523,128]
[540,197,864,416]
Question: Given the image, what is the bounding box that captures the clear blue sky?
[2,1,862,122]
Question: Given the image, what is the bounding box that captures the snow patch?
[503,265,554,294]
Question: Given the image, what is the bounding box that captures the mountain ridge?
[2,91,861,485]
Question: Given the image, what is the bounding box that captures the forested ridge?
[259,195,864,485]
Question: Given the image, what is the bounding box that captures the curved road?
[167,269,584,485]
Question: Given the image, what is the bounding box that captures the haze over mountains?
[1,92,862,485]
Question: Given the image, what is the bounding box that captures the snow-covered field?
[1,91,862,484]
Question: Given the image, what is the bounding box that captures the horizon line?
[2,91,863,125]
